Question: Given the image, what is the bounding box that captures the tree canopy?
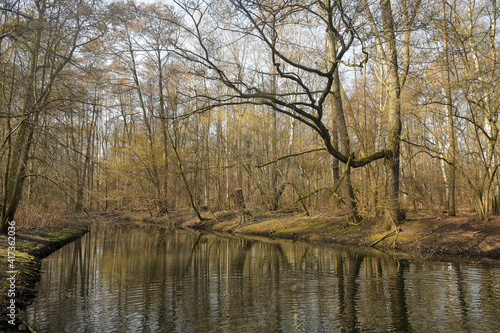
[0,0,499,232]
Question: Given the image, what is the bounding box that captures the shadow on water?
[26,224,500,332]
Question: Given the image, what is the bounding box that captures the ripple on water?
[25,226,500,333]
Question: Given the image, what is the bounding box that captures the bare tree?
[168,0,402,222]
[362,0,422,224]
[0,0,104,233]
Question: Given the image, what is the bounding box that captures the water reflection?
[26,224,500,332]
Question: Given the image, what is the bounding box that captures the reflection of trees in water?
[453,262,470,332]
[336,252,364,332]
[333,253,414,332]
[478,264,500,331]
[388,259,412,332]
[27,226,500,333]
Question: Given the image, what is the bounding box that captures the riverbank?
[0,219,89,331]
[165,210,498,260]
[92,210,500,260]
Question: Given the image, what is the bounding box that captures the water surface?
[26,224,500,332]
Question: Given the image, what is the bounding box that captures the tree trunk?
[380,0,405,224]
[326,13,360,222]
[1,114,38,234]
[165,98,203,222]
[1,4,43,233]
[441,0,457,216]
[270,18,283,211]
[157,63,170,216]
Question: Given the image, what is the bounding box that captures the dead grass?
[14,205,69,230]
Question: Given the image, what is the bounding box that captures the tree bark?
[441,0,457,216]
[158,65,170,216]
[380,0,405,223]
[326,21,360,222]
[1,3,43,233]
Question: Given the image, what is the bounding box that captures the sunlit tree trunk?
[326,21,359,222]
[364,0,421,223]
[380,0,405,224]
[440,0,457,216]
[158,65,170,215]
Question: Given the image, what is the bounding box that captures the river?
[25,224,500,332]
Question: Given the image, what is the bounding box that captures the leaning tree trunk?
[1,114,38,234]
[326,11,360,223]
[0,6,43,233]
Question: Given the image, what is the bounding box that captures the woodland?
[0,0,499,234]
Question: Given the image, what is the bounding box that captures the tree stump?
[233,188,248,225]
[234,188,245,210]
